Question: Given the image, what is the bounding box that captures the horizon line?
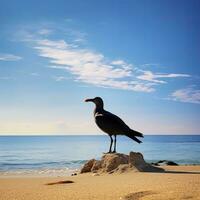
[0,134,199,136]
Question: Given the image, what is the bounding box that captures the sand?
[0,166,200,200]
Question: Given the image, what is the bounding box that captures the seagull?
[85,97,143,153]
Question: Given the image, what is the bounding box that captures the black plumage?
[85,97,143,153]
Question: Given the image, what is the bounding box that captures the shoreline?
[1,165,200,200]
[1,164,200,178]
[0,168,79,178]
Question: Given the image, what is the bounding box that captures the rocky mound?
[80,152,164,174]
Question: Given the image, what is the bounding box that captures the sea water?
[0,135,199,176]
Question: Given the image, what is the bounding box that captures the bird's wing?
[95,110,130,134]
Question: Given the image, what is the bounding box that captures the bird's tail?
[125,133,142,144]
[129,129,143,137]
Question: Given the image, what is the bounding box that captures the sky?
[0,0,200,135]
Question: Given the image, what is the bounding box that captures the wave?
[0,160,88,171]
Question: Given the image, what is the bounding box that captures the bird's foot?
[103,151,116,154]
[103,151,112,154]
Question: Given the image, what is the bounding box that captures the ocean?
[0,135,199,176]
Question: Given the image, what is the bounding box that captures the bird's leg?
[108,135,113,153]
[112,135,117,153]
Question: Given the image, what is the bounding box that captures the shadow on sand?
[46,180,74,185]
[123,191,156,200]
[145,167,200,175]
[163,170,200,175]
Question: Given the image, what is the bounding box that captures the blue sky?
[0,0,200,135]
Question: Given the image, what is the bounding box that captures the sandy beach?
[0,165,200,200]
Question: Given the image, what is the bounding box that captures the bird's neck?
[94,105,104,114]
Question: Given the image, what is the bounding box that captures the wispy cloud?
[140,63,160,67]
[37,29,52,36]
[19,26,191,93]
[30,72,40,76]
[0,76,13,80]
[111,60,128,66]
[137,70,190,84]
[53,76,69,81]
[33,39,154,92]
[170,87,200,104]
[0,53,22,61]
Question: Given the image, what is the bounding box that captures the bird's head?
[85,97,104,108]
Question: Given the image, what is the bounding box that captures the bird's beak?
[84,98,94,102]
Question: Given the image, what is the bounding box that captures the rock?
[80,159,96,173]
[151,162,159,166]
[166,161,178,166]
[92,173,100,176]
[101,153,129,172]
[152,160,179,166]
[91,160,102,171]
[158,160,166,163]
[114,164,131,173]
[129,152,164,172]
[129,152,145,168]
[80,152,164,174]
